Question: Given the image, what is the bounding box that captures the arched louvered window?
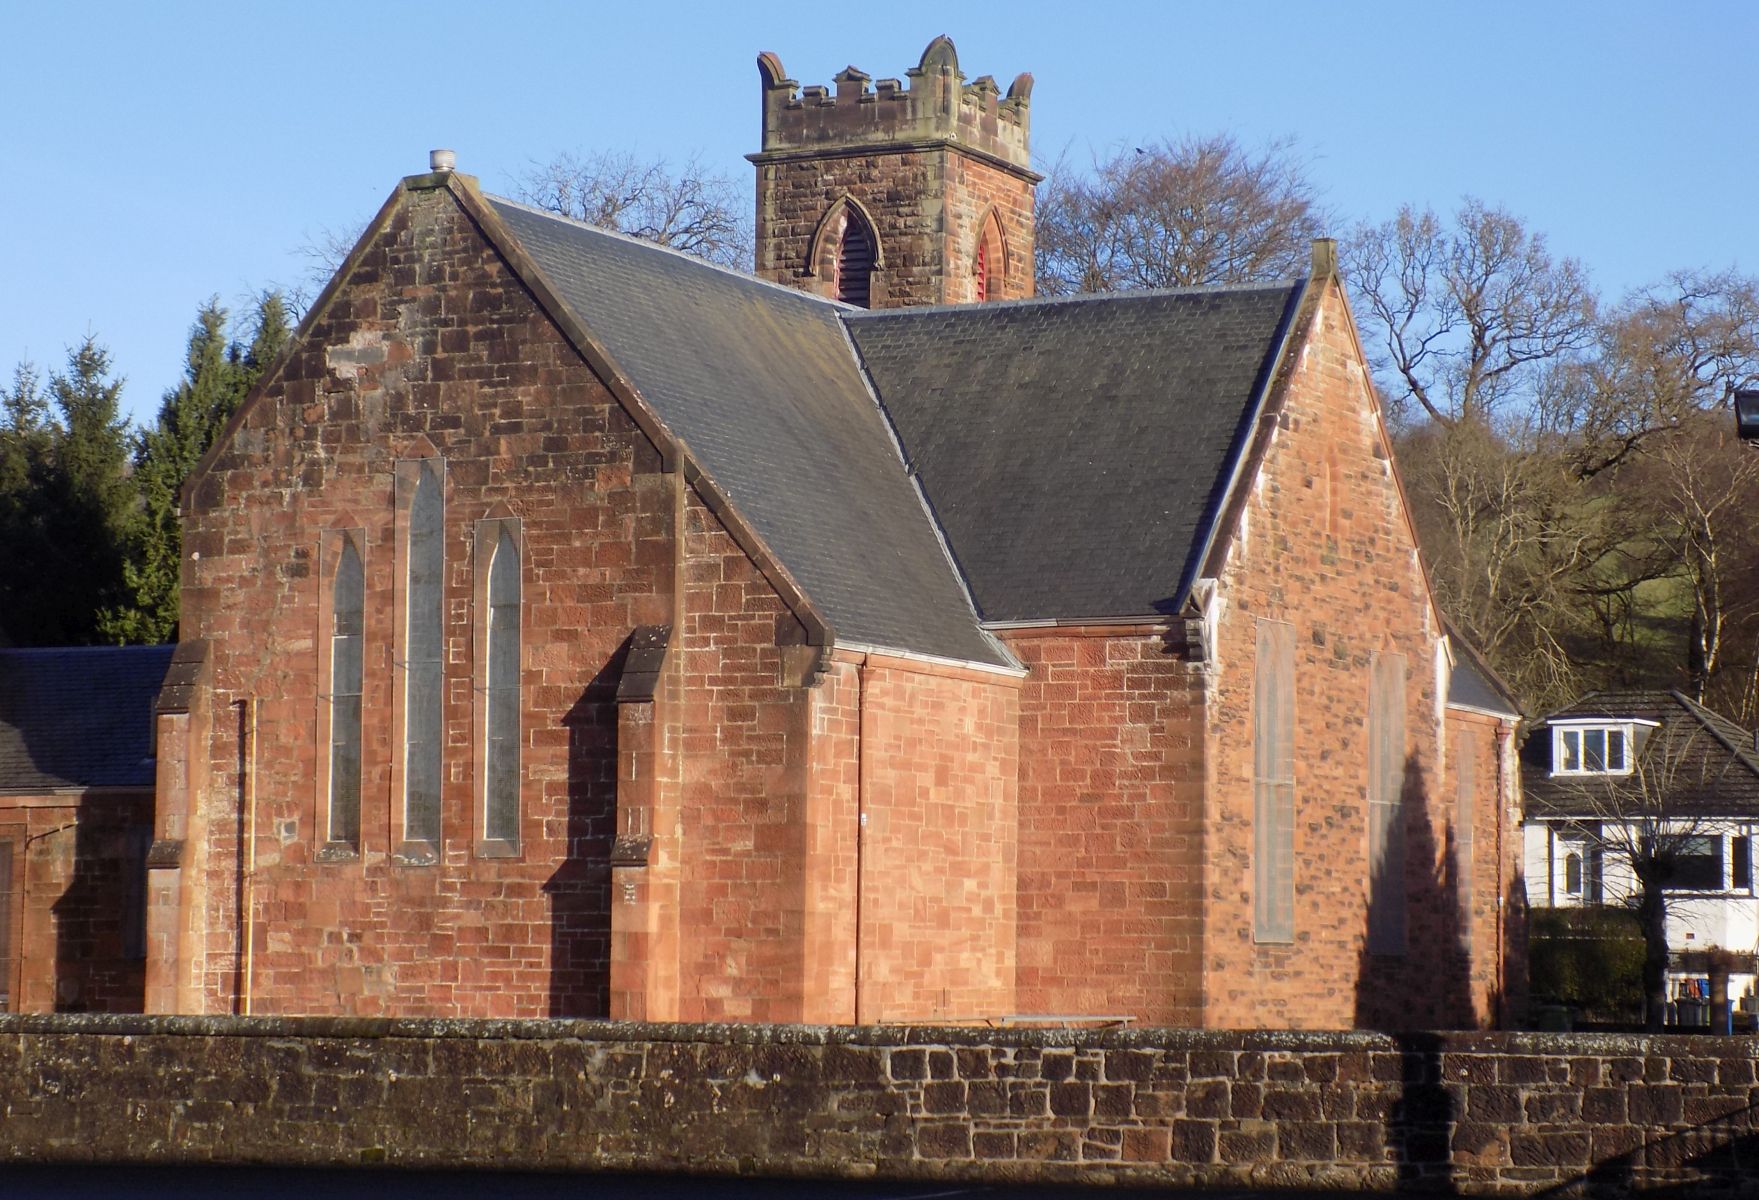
[975,239,990,303]
[484,526,521,845]
[833,210,875,308]
[404,461,443,847]
[329,538,364,846]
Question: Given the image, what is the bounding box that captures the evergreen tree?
[0,340,137,646]
[0,364,53,645]
[243,291,291,386]
[106,293,291,642]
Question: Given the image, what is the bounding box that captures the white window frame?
[1548,718,1655,777]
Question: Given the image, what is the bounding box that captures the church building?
[2,38,1523,1029]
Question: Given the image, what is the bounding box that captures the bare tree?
[1556,269,1759,476]
[290,222,368,314]
[1034,134,1328,296]
[1400,418,1665,713]
[290,149,759,309]
[516,150,753,271]
[1348,201,1598,429]
[1622,414,1759,711]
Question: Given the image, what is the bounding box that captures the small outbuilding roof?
[0,645,173,792]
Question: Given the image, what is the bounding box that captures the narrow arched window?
[405,461,443,846]
[1565,852,1583,896]
[484,526,521,846]
[329,539,364,846]
[972,210,1007,303]
[833,210,875,308]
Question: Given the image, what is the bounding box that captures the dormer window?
[1551,720,1638,775]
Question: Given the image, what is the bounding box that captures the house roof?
[0,646,173,792]
[489,198,1009,668]
[1522,689,1759,819]
[845,285,1303,622]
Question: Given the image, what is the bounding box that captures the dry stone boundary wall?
[3,1015,1759,1193]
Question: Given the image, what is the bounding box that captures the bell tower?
[749,36,1037,309]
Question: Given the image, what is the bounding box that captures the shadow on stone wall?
[1539,1096,1759,1198]
[1355,754,1474,1030]
[1500,872,1530,1030]
[1356,754,1472,1191]
[544,655,620,1018]
[49,797,147,1014]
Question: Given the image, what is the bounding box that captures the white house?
[1522,690,1759,1018]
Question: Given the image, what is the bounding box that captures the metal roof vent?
[429,148,456,174]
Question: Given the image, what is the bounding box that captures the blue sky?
[4,0,1754,425]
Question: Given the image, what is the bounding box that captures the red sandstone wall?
[1446,708,1525,1026]
[0,794,149,1013]
[942,153,1035,303]
[756,151,939,305]
[179,179,860,1024]
[9,1015,1756,1194]
[1006,628,1207,1026]
[756,149,1033,306]
[672,491,817,1023]
[847,655,1020,1022]
[1203,281,1468,1030]
[179,183,675,1017]
[801,659,860,1023]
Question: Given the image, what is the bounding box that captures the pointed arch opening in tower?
[973,208,1009,303]
[832,207,877,308]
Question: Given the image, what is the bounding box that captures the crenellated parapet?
[753,36,1033,178]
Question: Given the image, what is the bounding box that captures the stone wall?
[752,40,1036,307]
[6,1015,1759,1193]
[179,180,676,1019]
[1005,626,1206,1027]
[848,655,1021,1022]
[0,794,149,1014]
[1201,277,1521,1030]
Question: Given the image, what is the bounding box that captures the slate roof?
[1448,657,1520,718]
[845,286,1302,621]
[0,646,173,792]
[489,198,1008,667]
[485,195,1307,658]
[1522,690,1759,819]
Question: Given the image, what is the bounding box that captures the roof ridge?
[841,279,1303,322]
[1670,690,1759,778]
[485,194,857,311]
[1173,274,1313,614]
[835,313,1020,670]
[1536,688,1669,720]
